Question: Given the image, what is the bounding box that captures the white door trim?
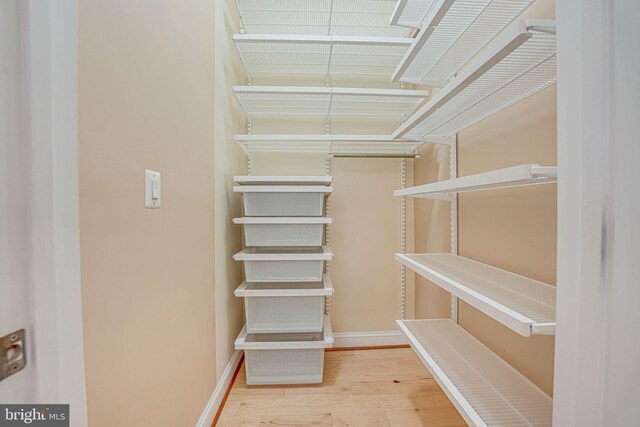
[554,1,640,426]
[23,0,88,424]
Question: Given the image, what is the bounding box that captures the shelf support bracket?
[324,155,331,316]
[401,158,407,320]
[449,135,458,323]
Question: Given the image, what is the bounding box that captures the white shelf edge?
[232,33,413,46]
[392,1,538,84]
[235,315,334,350]
[233,185,334,193]
[232,217,333,224]
[233,86,430,118]
[232,86,429,98]
[393,164,557,199]
[233,174,333,185]
[391,0,454,82]
[395,253,556,336]
[396,319,484,427]
[235,0,412,39]
[234,274,334,298]
[389,0,408,27]
[233,134,428,155]
[396,319,552,427]
[234,245,334,262]
[393,19,556,140]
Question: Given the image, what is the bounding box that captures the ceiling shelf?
[234,134,426,155]
[392,0,535,86]
[233,34,412,77]
[393,19,556,140]
[236,0,411,37]
[394,164,557,200]
[395,253,556,336]
[233,86,429,117]
[389,0,439,28]
[397,319,553,427]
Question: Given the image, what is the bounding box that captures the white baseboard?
[332,330,408,348]
[195,350,243,427]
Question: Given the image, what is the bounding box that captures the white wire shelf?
[395,253,556,336]
[236,0,412,37]
[233,34,412,77]
[234,175,333,185]
[389,0,439,28]
[234,134,426,155]
[394,164,557,200]
[392,0,535,86]
[233,86,429,117]
[397,319,553,427]
[393,19,556,140]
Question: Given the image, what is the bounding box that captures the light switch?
[145,169,161,208]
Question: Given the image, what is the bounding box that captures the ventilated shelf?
[392,0,535,86]
[395,253,555,336]
[234,175,332,186]
[234,134,425,155]
[394,164,557,200]
[390,0,439,28]
[233,34,412,77]
[393,19,556,140]
[237,0,411,37]
[397,319,552,427]
[233,86,429,117]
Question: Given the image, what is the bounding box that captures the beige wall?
[78,1,217,425]
[329,158,403,331]
[457,87,557,395]
[214,0,247,379]
[251,111,406,333]
[412,144,453,320]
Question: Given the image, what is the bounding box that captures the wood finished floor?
[216,347,467,427]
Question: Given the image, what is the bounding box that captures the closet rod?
[330,154,419,159]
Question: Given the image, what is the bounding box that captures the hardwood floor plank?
[352,348,415,361]
[339,357,431,383]
[350,378,440,397]
[260,413,332,426]
[236,395,388,416]
[331,411,390,427]
[324,351,356,362]
[227,386,286,402]
[215,349,466,427]
[284,383,352,398]
[385,408,466,427]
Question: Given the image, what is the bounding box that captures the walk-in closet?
[217,0,558,425]
[4,0,638,426]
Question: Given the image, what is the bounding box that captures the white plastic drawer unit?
[233,185,333,217]
[234,246,333,282]
[235,274,334,334]
[233,217,333,247]
[235,317,334,385]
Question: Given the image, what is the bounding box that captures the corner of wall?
[213,0,247,381]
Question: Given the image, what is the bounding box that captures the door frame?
[23,0,88,424]
[554,1,640,425]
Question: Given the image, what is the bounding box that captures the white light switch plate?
[145,169,161,208]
